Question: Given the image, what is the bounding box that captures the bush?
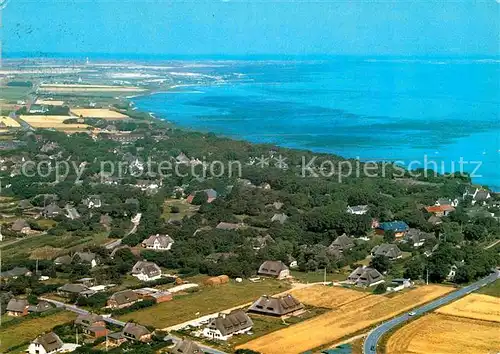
[170,205,180,213]
[111,299,156,316]
[373,283,387,294]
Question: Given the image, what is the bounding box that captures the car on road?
[408,311,416,316]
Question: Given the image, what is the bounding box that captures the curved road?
[363,270,499,353]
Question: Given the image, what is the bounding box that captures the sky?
[1,0,499,57]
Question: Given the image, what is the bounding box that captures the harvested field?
[435,293,500,322]
[0,116,21,127]
[238,285,452,354]
[386,313,500,354]
[0,311,76,352]
[70,108,129,119]
[289,285,368,309]
[20,115,89,130]
[39,84,146,93]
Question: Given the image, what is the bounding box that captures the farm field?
[118,279,290,329]
[435,293,500,323]
[20,115,89,130]
[0,86,31,101]
[289,285,368,309]
[0,116,21,127]
[39,84,146,93]
[70,108,129,119]
[0,311,77,352]
[386,313,500,354]
[238,285,453,354]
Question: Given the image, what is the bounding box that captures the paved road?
[363,270,499,353]
[41,298,227,353]
[40,297,126,327]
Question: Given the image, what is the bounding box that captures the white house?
[463,188,491,206]
[141,234,174,251]
[347,205,369,215]
[131,261,162,282]
[202,310,253,341]
[28,332,80,354]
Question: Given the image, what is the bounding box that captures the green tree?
[192,191,208,205]
[370,255,390,273]
[383,230,396,243]
[373,282,387,294]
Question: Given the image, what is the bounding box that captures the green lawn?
[478,279,500,297]
[118,279,290,329]
[0,86,32,101]
[162,198,199,221]
[0,311,76,352]
[291,270,347,283]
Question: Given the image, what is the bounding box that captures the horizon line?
[3,51,500,61]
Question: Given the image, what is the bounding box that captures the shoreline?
[127,90,498,192]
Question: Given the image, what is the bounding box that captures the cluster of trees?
[0,117,497,286]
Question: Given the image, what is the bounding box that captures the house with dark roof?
[428,215,442,226]
[142,234,174,251]
[347,266,385,287]
[121,322,151,342]
[252,235,276,251]
[131,261,162,281]
[75,313,109,339]
[202,310,253,341]
[28,301,54,314]
[248,294,304,317]
[107,290,141,309]
[73,252,98,268]
[53,255,72,266]
[41,203,63,218]
[170,339,203,354]
[11,219,31,234]
[65,204,81,220]
[375,221,409,238]
[328,234,355,253]
[205,252,236,264]
[57,283,91,298]
[6,298,29,317]
[28,332,64,354]
[403,229,436,247]
[82,195,102,209]
[100,214,113,229]
[258,260,290,279]
[0,266,32,279]
[435,198,459,207]
[347,205,369,215]
[463,188,491,206]
[371,244,403,260]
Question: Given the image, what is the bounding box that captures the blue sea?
[133,58,500,189]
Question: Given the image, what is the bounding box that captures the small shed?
[204,275,230,286]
